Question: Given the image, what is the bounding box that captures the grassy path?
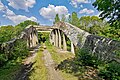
[29,46,48,80]
[43,49,63,80]
[45,42,78,80]
[29,42,78,80]
[0,43,78,80]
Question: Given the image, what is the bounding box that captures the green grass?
[45,41,78,80]
[0,59,22,80]
[45,42,74,64]
[29,46,48,80]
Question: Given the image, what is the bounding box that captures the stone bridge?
[41,22,120,61]
[1,22,120,62]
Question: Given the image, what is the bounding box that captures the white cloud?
[0,1,6,12]
[7,0,36,12]
[0,1,37,24]
[70,0,89,8]
[39,4,68,21]
[4,14,37,24]
[65,13,70,19]
[80,5,83,8]
[79,8,94,14]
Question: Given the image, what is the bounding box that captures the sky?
[0,0,99,26]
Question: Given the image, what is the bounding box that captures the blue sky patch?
[0,0,99,26]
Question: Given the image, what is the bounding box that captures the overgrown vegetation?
[98,61,120,80]
[0,39,29,80]
[38,32,49,43]
[93,0,120,27]
[0,20,38,43]
[0,20,38,66]
[0,20,38,80]
[0,61,21,80]
[0,39,29,66]
[56,48,120,79]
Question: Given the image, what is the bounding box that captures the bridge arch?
[33,22,120,62]
[23,25,39,48]
[50,29,75,54]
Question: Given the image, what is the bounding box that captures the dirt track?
[43,49,63,80]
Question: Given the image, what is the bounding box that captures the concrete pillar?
[30,33,33,48]
[52,30,56,46]
[33,33,36,47]
[52,31,55,45]
[34,32,38,46]
[63,33,67,51]
[49,32,52,44]
[34,36,36,46]
[50,31,54,45]
[71,42,75,54]
[32,33,35,47]
[55,30,58,47]
[58,30,61,48]
[27,38,29,47]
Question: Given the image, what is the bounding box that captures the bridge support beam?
[33,33,36,47]
[53,31,56,46]
[34,32,38,46]
[71,42,75,54]
[30,33,33,48]
[27,38,29,47]
[55,30,58,47]
[50,31,55,45]
[63,33,67,51]
[32,33,35,47]
[53,30,56,46]
[58,30,61,49]
[49,31,52,44]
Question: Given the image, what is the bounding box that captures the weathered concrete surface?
[82,35,120,61]
[53,22,120,61]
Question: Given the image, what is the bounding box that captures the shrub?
[98,61,120,80]
[38,32,49,43]
[0,53,8,67]
[0,39,29,67]
[12,39,29,59]
[75,48,102,67]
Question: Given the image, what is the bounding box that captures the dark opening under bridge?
[1,22,120,62]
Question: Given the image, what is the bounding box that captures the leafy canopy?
[0,20,38,43]
[93,0,120,28]
[54,14,60,24]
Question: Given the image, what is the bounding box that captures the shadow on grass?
[15,61,36,80]
[55,58,101,80]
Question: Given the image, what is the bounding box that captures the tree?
[0,25,15,43]
[68,15,72,23]
[79,16,105,33]
[61,14,66,22]
[71,12,80,26]
[93,0,120,28]
[16,20,39,29]
[54,14,60,24]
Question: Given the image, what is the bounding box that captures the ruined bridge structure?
[49,22,120,62]
[1,22,120,62]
